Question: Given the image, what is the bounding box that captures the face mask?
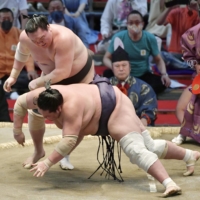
[128,24,143,34]
[50,11,64,23]
[1,20,12,32]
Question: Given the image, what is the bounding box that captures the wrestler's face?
[27,26,52,48]
[112,61,131,81]
[38,107,61,121]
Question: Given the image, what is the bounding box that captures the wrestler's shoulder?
[51,25,74,44]
[51,24,72,35]
[19,30,30,42]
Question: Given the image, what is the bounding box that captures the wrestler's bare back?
[27,84,144,142]
[20,24,94,82]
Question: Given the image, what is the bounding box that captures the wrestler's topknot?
[37,80,63,112]
[25,14,49,35]
[45,80,52,91]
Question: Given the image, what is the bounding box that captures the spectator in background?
[61,0,98,48]
[97,0,147,53]
[0,8,37,122]
[48,0,75,32]
[171,85,193,145]
[103,10,171,94]
[28,2,48,12]
[172,71,200,145]
[110,46,157,126]
[172,20,200,145]
[0,0,29,29]
[156,0,200,70]
[145,0,171,47]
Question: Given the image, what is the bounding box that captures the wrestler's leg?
[60,135,84,170]
[163,141,200,176]
[119,132,181,197]
[23,110,45,169]
[142,130,200,176]
[147,160,181,197]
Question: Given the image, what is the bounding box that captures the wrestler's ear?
[57,106,62,113]
[47,24,50,31]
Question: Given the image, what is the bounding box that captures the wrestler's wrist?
[36,77,45,88]
[10,68,20,79]
[43,158,54,168]
[13,127,23,135]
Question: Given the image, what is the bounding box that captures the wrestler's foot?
[60,155,74,170]
[23,151,45,169]
[162,184,182,198]
[183,151,200,176]
[172,134,186,145]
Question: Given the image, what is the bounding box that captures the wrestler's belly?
[81,118,100,136]
[36,63,54,74]
[81,125,99,136]
[37,60,94,82]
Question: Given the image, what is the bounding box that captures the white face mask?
[128,24,143,34]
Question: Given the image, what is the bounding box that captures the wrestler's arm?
[30,99,84,177]
[13,88,45,145]
[4,32,31,92]
[13,32,31,71]
[32,34,75,88]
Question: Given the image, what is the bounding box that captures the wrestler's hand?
[14,133,25,146]
[27,70,38,80]
[3,77,16,92]
[30,161,49,177]
[161,75,171,88]
[28,79,38,90]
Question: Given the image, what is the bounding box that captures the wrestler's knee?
[130,147,158,172]
[153,140,168,159]
[28,110,45,131]
[119,132,158,172]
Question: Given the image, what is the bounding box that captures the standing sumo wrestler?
[3,14,95,170]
